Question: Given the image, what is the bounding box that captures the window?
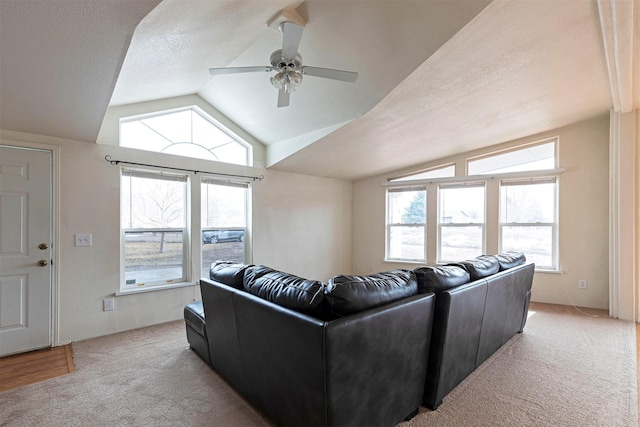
[121,170,188,289]
[390,164,455,182]
[438,184,485,262]
[467,139,555,175]
[383,138,559,270]
[201,179,248,277]
[500,178,557,269]
[386,187,426,261]
[120,107,251,166]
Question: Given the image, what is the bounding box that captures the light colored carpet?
[401,302,638,427]
[0,303,636,426]
[0,321,270,426]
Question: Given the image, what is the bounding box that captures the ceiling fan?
[208,9,358,108]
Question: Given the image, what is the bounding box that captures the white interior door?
[0,145,52,357]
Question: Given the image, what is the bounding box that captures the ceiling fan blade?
[277,88,290,107]
[301,66,358,83]
[209,66,272,75]
[281,21,304,59]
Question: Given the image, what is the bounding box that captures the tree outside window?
[121,170,187,288]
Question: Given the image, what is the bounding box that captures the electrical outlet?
[578,279,587,289]
[103,298,115,311]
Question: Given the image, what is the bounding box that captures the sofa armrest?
[199,278,245,394]
[325,292,435,427]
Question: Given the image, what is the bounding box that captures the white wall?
[352,115,610,310]
[0,112,611,345]
[252,169,353,281]
[0,129,352,344]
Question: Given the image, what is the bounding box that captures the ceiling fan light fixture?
[270,67,303,93]
[288,68,303,86]
[270,73,286,90]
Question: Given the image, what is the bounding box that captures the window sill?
[534,268,562,274]
[383,259,427,265]
[115,281,196,296]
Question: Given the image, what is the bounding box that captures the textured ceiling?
[274,0,618,179]
[110,0,492,148]
[0,0,637,181]
[0,0,161,142]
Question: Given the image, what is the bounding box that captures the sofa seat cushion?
[496,251,526,270]
[414,265,470,294]
[245,270,325,317]
[325,270,417,319]
[449,255,500,281]
[209,260,252,289]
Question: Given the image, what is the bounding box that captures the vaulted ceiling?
[1,0,637,181]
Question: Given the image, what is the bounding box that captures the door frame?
[1,136,60,348]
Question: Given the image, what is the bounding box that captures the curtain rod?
[104,155,264,181]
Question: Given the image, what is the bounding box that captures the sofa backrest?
[244,268,326,318]
[324,270,418,319]
[414,252,527,294]
[495,251,527,270]
[414,265,470,294]
[209,260,253,289]
[209,261,422,320]
[448,255,500,281]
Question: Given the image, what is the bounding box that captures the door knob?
[39,243,49,250]
[38,260,48,267]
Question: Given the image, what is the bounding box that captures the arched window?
[119,106,251,166]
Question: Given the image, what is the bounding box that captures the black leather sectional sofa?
[184,251,533,426]
[415,252,534,409]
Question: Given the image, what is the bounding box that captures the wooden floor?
[0,344,74,392]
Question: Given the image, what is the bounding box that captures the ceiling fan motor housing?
[270,50,302,71]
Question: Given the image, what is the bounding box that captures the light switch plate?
[75,233,92,247]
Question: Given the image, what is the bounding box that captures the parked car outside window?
[202,229,245,244]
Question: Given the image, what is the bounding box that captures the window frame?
[385,186,427,262]
[119,168,253,294]
[389,163,456,182]
[437,182,486,263]
[466,137,557,176]
[120,169,190,291]
[200,178,250,277]
[499,177,559,270]
[119,106,253,167]
[382,138,561,271]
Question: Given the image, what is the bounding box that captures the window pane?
[388,226,425,260]
[120,107,250,166]
[502,225,553,268]
[501,182,555,223]
[440,225,483,261]
[468,141,555,175]
[389,189,426,224]
[122,174,185,229]
[440,186,484,223]
[140,110,192,144]
[121,172,187,288]
[124,231,184,285]
[201,182,247,277]
[391,164,455,181]
[211,142,248,166]
[201,183,247,228]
